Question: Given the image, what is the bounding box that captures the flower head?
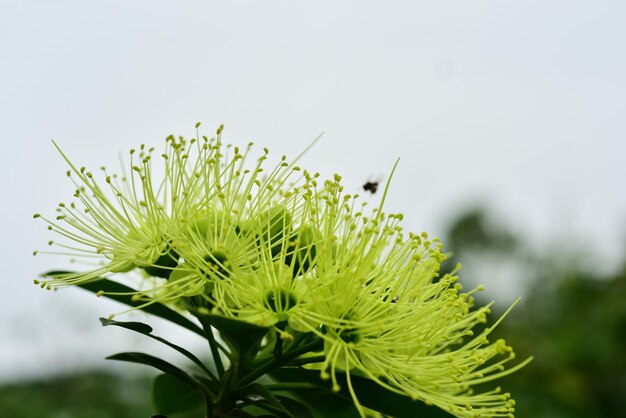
[34,125,530,417]
[34,140,188,287]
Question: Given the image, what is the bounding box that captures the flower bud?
[201,250,230,280]
[168,263,214,297]
[142,246,179,278]
[285,224,320,276]
[257,206,292,259]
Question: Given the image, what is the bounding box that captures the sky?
[1,0,625,381]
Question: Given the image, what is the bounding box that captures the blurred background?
[1,1,625,417]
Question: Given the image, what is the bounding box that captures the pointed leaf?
[45,270,204,336]
[152,373,205,415]
[271,368,455,418]
[100,318,216,381]
[107,352,199,388]
[237,384,314,418]
[194,310,269,356]
[239,383,292,417]
[273,395,314,418]
[229,410,258,418]
[286,389,359,418]
[100,317,153,334]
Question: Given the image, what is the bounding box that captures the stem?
[273,334,284,358]
[234,338,323,388]
[200,386,214,418]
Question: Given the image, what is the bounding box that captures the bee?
[362,177,382,194]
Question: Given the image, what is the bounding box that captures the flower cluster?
[34,125,530,417]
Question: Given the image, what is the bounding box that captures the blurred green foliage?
[443,207,626,418]
[4,208,625,417]
[0,372,151,418]
[499,268,626,418]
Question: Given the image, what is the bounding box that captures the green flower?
[34,140,188,288]
[175,149,331,333]
[34,125,530,417]
[281,192,530,417]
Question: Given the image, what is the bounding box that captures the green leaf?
[234,383,316,418]
[100,318,216,381]
[45,270,205,337]
[273,395,314,418]
[228,410,258,418]
[271,368,455,418]
[244,403,289,418]
[107,352,199,389]
[100,317,153,334]
[283,389,359,418]
[238,383,292,417]
[193,309,269,357]
[152,373,205,415]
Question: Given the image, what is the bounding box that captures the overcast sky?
[1,0,625,380]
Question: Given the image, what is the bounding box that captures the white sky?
[1,0,625,380]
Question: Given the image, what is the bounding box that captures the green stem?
[201,386,214,418]
[273,334,284,359]
[234,338,323,388]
